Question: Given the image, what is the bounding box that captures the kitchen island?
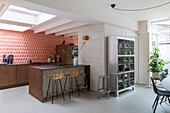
[29,64,90,102]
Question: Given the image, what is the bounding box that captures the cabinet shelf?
[118,55,135,57]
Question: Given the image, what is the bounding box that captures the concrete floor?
[0,85,170,113]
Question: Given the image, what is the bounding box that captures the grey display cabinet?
[108,36,135,96]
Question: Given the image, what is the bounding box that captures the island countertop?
[29,64,90,102]
[29,64,90,70]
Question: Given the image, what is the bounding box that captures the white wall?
[78,23,138,91]
[104,24,137,38]
[78,24,105,91]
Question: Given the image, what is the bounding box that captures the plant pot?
[73,57,78,65]
[152,72,161,80]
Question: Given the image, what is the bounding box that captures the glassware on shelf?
[118,58,124,72]
[118,40,124,48]
[124,57,129,71]
[118,48,124,55]
[124,40,129,48]
[130,57,134,70]
[125,49,130,55]
[130,41,134,48]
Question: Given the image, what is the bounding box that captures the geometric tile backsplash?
[0,30,77,63]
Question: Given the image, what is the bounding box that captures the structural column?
[136,21,151,84]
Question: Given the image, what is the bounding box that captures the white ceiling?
[0,2,87,36]
[1,0,170,34]
[79,0,170,21]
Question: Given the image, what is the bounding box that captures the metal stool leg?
[107,92,110,99]
[97,77,101,98]
[69,77,71,99]
[75,77,80,96]
[56,80,58,98]
[102,78,105,92]
[59,79,65,101]
[52,80,54,104]
[64,76,68,91]
[45,79,51,101]
[71,77,74,94]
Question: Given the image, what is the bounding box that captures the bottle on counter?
[27,59,30,63]
[47,56,52,63]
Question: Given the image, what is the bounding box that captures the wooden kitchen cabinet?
[0,65,17,87]
[0,63,61,89]
[55,45,74,64]
[17,65,30,84]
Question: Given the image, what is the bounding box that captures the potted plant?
[148,48,165,80]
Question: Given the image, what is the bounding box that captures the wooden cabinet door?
[56,45,73,64]
[0,66,17,87]
[17,65,29,83]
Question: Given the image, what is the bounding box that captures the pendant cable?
[111,2,170,11]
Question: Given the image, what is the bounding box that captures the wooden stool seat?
[47,76,64,80]
[64,74,70,77]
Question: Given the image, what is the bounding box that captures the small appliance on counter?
[3,54,14,64]
[3,55,7,63]
[7,55,14,64]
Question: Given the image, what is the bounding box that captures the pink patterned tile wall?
[0,30,78,63]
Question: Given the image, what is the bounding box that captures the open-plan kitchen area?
[1,0,170,113]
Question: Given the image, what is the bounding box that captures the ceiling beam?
[0,3,9,17]
[45,22,87,35]
[55,27,78,36]
[0,19,33,27]
[64,32,77,37]
[72,35,78,38]
[34,17,73,33]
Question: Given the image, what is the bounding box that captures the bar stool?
[97,75,110,99]
[64,68,80,99]
[45,70,65,104]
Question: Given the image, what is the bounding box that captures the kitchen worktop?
[29,64,90,70]
[0,62,59,66]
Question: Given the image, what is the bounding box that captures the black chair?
[150,77,170,113]
[160,69,168,80]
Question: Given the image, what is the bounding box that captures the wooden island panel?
[29,68,43,102]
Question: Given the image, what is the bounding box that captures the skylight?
[0,23,30,32]
[8,5,41,16]
[0,5,56,32]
